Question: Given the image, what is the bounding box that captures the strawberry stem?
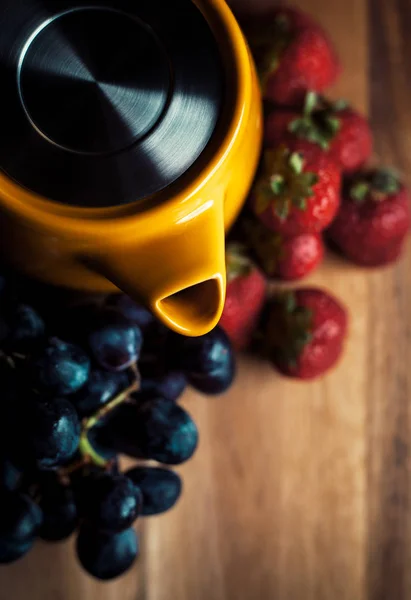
[266,292,314,367]
[349,168,401,203]
[288,93,343,150]
[226,243,253,281]
[255,147,318,220]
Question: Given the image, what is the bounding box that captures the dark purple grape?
[0,491,43,543]
[5,304,45,352]
[71,369,130,417]
[39,476,78,542]
[87,308,143,372]
[0,538,33,564]
[139,321,170,375]
[69,460,119,495]
[0,456,21,491]
[6,395,81,469]
[94,399,198,465]
[139,372,187,403]
[85,425,118,462]
[76,525,139,581]
[29,337,90,395]
[77,473,142,534]
[126,467,182,516]
[170,326,236,395]
[105,295,154,330]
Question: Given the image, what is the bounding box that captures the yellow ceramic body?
[0,0,262,336]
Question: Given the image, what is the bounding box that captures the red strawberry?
[250,144,341,236]
[219,244,267,351]
[328,168,411,266]
[264,94,373,173]
[243,216,324,280]
[241,7,340,106]
[265,288,347,379]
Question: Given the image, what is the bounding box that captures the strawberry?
[250,144,341,236]
[241,7,340,106]
[265,288,348,379]
[243,216,324,280]
[328,168,411,266]
[219,244,267,351]
[264,93,373,173]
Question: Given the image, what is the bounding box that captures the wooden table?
[2,0,411,598]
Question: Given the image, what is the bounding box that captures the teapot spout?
[157,276,224,335]
[93,199,227,337]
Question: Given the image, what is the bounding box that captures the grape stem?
[79,369,141,468]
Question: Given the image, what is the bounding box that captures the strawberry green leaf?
[371,169,401,195]
[242,217,283,276]
[284,292,297,313]
[289,117,331,150]
[293,197,307,210]
[301,172,319,187]
[288,117,311,135]
[289,152,304,174]
[275,196,290,220]
[254,185,273,214]
[350,181,369,202]
[331,98,349,112]
[288,95,342,150]
[266,296,314,366]
[304,91,318,116]
[246,13,292,92]
[270,174,285,195]
[324,116,340,134]
[225,243,253,282]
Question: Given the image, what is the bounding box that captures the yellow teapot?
[0,0,262,336]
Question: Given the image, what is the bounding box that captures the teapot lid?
[0,0,223,207]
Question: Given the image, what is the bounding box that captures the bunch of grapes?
[0,274,236,580]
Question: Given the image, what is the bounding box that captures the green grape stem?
[78,367,141,468]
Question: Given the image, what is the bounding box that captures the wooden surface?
[2,0,411,598]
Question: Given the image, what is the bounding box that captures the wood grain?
[1,0,410,599]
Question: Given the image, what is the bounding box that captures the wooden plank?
[366,2,411,599]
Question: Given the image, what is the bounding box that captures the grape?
[30,338,90,395]
[170,326,236,395]
[71,369,130,418]
[0,538,33,564]
[139,322,170,375]
[39,476,78,542]
[126,467,182,516]
[77,473,142,534]
[70,461,119,497]
[139,371,187,402]
[86,427,118,462]
[87,308,143,372]
[94,399,198,465]
[76,525,139,581]
[5,304,45,352]
[105,295,154,330]
[6,395,81,469]
[0,456,21,491]
[0,491,42,543]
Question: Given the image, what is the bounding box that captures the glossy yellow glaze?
[0,0,262,336]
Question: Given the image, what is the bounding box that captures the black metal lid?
[0,0,223,207]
